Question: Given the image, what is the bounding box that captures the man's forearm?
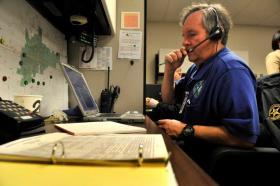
[193,125,254,148]
[161,66,175,103]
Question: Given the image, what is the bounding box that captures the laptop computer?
[60,63,145,123]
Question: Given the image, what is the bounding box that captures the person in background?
[173,67,183,83]
[158,3,259,170]
[146,67,182,108]
[266,30,280,74]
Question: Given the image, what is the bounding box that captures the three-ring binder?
[51,141,65,164]
[50,141,170,166]
[0,133,170,167]
[138,144,144,166]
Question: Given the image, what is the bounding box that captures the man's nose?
[182,38,190,47]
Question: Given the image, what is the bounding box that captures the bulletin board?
[0,0,68,116]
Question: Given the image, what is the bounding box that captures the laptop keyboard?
[85,111,145,123]
[98,113,122,117]
[120,111,145,119]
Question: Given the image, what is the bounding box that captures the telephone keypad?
[0,100,36,120]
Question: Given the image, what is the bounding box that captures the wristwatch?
[179,125,195,139]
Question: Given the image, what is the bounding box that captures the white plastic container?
[14,95,43,113]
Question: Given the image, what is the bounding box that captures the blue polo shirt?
[175,47,259,143]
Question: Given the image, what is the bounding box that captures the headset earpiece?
[208,7,223,41]
[209,26,223,40]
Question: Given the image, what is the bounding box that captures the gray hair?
[180,3,233,45]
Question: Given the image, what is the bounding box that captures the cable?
[81,31,97,63]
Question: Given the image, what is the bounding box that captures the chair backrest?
[256,73,280,149]
[257,73,280,120]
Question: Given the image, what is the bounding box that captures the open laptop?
[60,63,145,123]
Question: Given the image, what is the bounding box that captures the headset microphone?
[187,28,221,53]
[158,28,221,65]
[187,36,210,53]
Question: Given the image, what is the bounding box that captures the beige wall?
[228,26,277,75]
[69,0,145,113]
[146,21,279,84]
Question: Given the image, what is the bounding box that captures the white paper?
[79,47,112,70]
[54,121,147,135]
[118,30,142,59]
[0,133,69,153]
[0,133,168,161]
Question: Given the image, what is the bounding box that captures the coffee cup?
[14,95,43,113]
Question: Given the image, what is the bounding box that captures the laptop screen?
[60,63,99,116]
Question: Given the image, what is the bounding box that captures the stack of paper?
[0,132,168,166]
[54,121,147,135]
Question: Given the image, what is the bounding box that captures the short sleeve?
[266,52,280,74]
[216,69,259,143]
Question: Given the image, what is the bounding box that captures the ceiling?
[147,0,280,27]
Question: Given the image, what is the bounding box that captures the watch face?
[183,126,194,137]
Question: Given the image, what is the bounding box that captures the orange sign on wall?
[121,12,140,29]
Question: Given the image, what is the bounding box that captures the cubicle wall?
[0,0,68,116]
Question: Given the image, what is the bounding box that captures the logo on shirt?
[193,80,204,98]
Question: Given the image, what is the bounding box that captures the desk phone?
[0,98,44,144]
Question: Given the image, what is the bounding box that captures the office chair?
[257,73,280,150]
[208,73,280,186]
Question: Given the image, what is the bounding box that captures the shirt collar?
[192,47,228,81]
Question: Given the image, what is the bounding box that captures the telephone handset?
[0,97,44,144]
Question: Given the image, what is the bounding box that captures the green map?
[17,27,60,86]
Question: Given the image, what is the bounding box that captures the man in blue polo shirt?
[157,3,259,169]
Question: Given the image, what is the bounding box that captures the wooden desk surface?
[145,117,217,186]
[44,117,217,186]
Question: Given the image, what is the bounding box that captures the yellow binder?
[0,161,174,186]
[0,133,176,186]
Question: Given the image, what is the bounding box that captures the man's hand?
[157,119,186,137]
[145,97,159,108]
[164,47,187,71]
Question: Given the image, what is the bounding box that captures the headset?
[208,6,224,41]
